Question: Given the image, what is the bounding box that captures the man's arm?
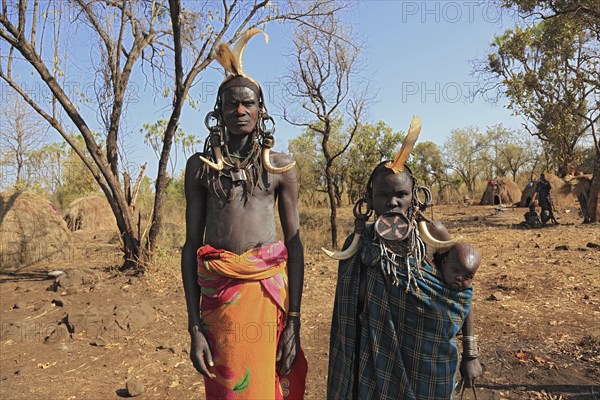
[181,154,215,378]
[275,154,304,375]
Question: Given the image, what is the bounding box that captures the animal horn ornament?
[260,115,296,174]
[199,111,225,171]
[322,199,372,260]
[416,219,463,251]
[214,28,269,81]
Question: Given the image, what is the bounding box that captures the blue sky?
[3,1,526,180]
[348,1,522,142]
[130,1,524,177]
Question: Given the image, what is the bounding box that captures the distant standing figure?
[535,173,557,224]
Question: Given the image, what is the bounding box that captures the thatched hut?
[520,181,537,207]
[518,173,578,208]
[1,191,73,269]
[479,177,522,205]
[63,195,117,232]
[565,174,593,222]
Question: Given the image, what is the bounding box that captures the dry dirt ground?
[1,205,599,400]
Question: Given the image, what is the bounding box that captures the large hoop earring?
[414,186,432,212]
[198,111,226,171]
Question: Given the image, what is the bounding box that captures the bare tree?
[0,0,341,271]
[280,14,368,247]
[0,96,46,188]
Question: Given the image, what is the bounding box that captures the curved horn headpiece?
[211,29,296,175]
[214,28,269,83]
[386,115,421,174]
[322,199,372,260]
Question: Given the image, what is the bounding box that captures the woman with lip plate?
[325,116,482,400]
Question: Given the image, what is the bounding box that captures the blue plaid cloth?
[327,231,472,400]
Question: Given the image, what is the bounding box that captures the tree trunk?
[588,151,600,223]
[334,181,342,207]
[103,191,147,273]
[121,231,151,272]
[146,0,184,259]
[325,164,338,248]
[468,178,475,198]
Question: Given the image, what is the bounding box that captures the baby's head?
[441,242,481,290]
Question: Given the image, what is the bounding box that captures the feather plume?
[214,28,269,79]
[385,115,422,174]
[214,42,240,76]
[232,28,269,76]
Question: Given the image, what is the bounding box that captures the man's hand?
[189,326,216,379]
[276,317,300,375]
[459,356,482,388]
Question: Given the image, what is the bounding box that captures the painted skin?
[182,85,304,381]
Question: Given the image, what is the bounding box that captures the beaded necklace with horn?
[199,28,296,201]
[322,115,462,262]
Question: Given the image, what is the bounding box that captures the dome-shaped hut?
[479,177,522,206]
[63,195,117,232]
[1,191,73,269]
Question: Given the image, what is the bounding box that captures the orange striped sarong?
[197,241,307,399]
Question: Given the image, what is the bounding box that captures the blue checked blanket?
[327,231,472,400]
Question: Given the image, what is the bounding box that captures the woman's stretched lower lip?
[384,208,403,214]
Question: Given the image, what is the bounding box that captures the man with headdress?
[181,29,307,399]
[325,116,482,399]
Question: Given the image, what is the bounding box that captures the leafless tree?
[280,13,369,247]
[0,0,342,271]
[0,96,46,188]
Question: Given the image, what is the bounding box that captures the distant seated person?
[440,242,481,291]
[522,204,541,228]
